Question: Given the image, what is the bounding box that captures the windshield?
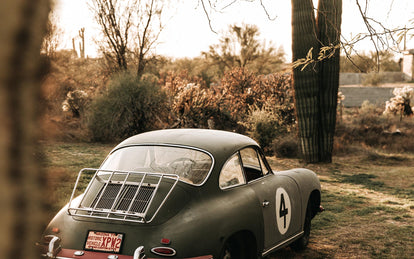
[100,145,213,185]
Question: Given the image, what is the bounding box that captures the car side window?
[219,153,246,189]
[239,147,266,182]
[257,151,270,176]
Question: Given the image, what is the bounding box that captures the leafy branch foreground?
[43,142,414,258]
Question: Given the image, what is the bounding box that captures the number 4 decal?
[275,188,291,235]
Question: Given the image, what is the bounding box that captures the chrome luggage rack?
[67,168,179,223]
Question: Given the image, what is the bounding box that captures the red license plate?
[85,231,123,253]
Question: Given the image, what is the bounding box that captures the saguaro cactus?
[79,27,85,58]
[72,28,85,58]
[291,0,342,163]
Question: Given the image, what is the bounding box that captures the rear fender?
[276,169,321,223]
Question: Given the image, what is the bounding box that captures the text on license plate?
[85,231,123,253]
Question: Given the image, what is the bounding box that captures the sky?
[53,0,414,60]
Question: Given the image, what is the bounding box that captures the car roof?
[112,129,259,157]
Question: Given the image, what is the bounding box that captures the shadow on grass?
[266,245,332,259]
[339,173,414,200]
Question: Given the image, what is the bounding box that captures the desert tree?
[91,0,167,76]
[91,0,135,71]
[340,51,400,73]
[41,12,63,59]
[0,0,50,258]
[205,24,261,70]
[134,0,166,77]
[203,23,285,76]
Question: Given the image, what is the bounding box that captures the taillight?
[160,238,171,245]
[151,246,177,257]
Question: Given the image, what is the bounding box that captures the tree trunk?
[291,0,342,163]
[0,0,50,258]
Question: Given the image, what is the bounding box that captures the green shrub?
[242,105,296,154]
[241,107,279,153]
[86,72,168,142]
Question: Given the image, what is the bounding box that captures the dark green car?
[40,129,322,259]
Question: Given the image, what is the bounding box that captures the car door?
[239,147,302,251]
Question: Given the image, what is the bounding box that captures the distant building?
[402,49,414,81]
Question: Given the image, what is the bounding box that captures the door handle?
[262,200,270,208]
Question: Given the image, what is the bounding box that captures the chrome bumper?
[38,236,212,259]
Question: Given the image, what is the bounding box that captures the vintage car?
[39,129,323,259]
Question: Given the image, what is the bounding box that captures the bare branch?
[350,0,414,71]
[220,0,237,10]
[259,0,277,21]
[199,0,217,34]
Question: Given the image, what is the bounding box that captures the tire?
[219,234,256,259]
[290,200,312,251]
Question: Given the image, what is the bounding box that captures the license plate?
[85,231,123,253]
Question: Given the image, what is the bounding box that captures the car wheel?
[219,235,255,259]
[290,200,312,251]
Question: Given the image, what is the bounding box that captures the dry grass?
[267,151,414,259]
[42,141,114,219]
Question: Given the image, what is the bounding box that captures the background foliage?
[86,72,168,142]
[41,19,412,159]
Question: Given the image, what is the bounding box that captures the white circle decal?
[275,188,291,235]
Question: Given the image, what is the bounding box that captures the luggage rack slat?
[123,173,147,219]
[67,169,179,223]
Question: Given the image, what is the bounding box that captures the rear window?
[100,145,213,185]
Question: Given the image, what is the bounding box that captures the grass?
[42,141,114,218]
[340,173,385,189]
[42,141,414,258]
[267,149,414,259]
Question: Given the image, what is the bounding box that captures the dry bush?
[220,67,259,121]
[161,68,296,150]
[41,53,109,141]
[362,72,385,86]
[161,68,296,149]
[162,71,236,129]
[220,68,295,123]
[221,68,295,129]
[384,86,414,117]
[234,70,295,150]
[272,134,299,158]
[335,103,414,154]
[256,73,296,128]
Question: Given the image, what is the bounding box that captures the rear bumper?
[39,247,213,259]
